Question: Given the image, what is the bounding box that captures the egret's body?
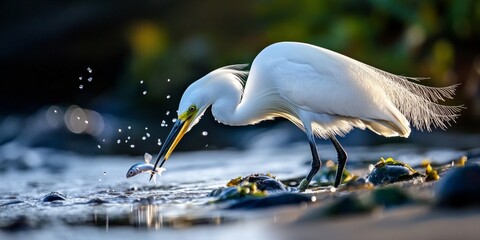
[151,42,461,191]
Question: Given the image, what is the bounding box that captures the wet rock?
[227,173,288,192]
[341,176,374,190]
[226,192,313,210]
[435,164,480,208]
[210,173,295,204]
[86,197,109,204]
[366,158,423,185]
[41,191,66,202]
[0,200,23,206]
[213,184,267,202]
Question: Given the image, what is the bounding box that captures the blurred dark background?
[1,0,479,155]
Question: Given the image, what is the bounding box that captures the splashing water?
[87,67,92,73]
[202,131,208,136]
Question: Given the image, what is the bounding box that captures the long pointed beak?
[149,117,192,181]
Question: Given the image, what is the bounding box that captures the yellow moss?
[227,176,243,187]
[456,156,468,167]
[420,159,432,168]
[425,164,440,181]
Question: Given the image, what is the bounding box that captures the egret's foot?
[298,178,309,192]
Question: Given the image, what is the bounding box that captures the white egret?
[150,41,461,191]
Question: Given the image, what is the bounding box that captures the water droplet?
[118,129,122,133]
[166,111,170,115]
[146,133,150,137]
[53,110,58,114]
[202,131,208,136]
[172,118,177,123]
[79,85,84,89]
[205,144,209,148]
[102,139,106,142]
[130,144,135,148]
[87,77,93,82]
[103,172,107,175]
[166,95,170,99]
[161,120,166,124]
[157,139,162,146]
[97,145,101,149]
[165,124,168,127]
[142,136,146,140]
[127,136,131,140]
[128,126,131,130]
[117,139,121,144]
[167,79,171,82]
[77,116,81,120]
[98,179,102,182]
[84,120,89,124]
[143,91,147,95]
[140,80,144,84]
[125,140,128,143]
[79,76,83,80]
[87,67,92,73]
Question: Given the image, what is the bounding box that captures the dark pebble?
[0,200,23,206]
[86,198,109,204]
[41,191,66,202]
[256,179,287,192]
[435,164,480,208]
[226,192,312,210]
[366,165,420,185]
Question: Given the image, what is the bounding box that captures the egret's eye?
[189,105,196,112]
[129,170,133,175]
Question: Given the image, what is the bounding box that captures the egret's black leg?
[298,136,321,192]
[330,136,348,188]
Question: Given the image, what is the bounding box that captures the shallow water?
[0,141,472,239]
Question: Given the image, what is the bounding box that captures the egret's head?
[148,64,247,180]
[148,80,212,175]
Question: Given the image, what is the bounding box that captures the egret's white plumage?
[180,42,461,139]
[151,41,461,190]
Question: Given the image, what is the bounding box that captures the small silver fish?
[126,153,166,184]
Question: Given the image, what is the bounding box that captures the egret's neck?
[210,79,266,126]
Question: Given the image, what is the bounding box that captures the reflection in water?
[130,205,231,229]
[92,204,233,230]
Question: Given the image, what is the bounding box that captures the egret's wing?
[144,153,152,163]
[273,56,409,136]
